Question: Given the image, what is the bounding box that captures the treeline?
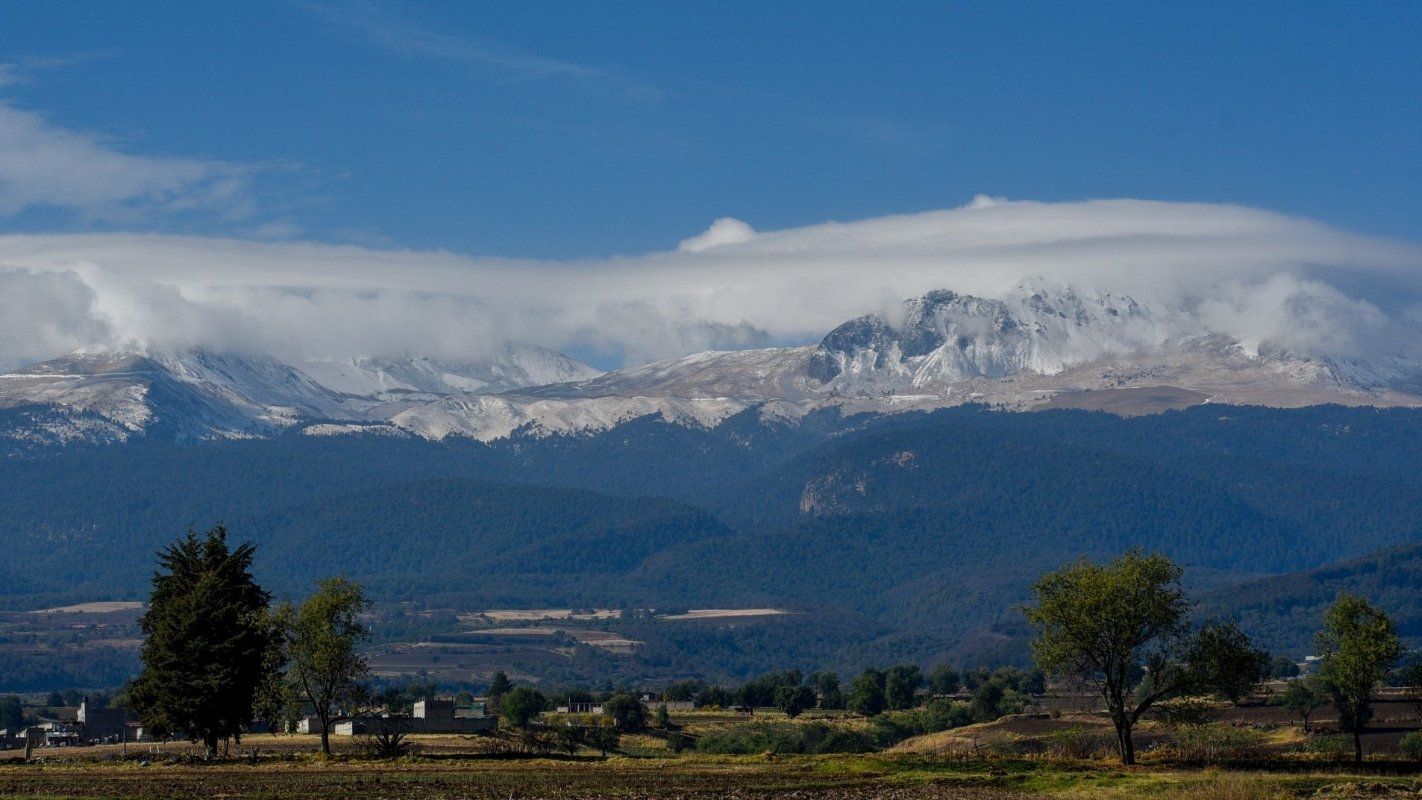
[120,526,374,758]
[15,539,1419,770]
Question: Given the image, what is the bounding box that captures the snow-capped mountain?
[300,343,602,398]
[807,286,1175,395]
[4,286,1421,446]
[0,349,348,443]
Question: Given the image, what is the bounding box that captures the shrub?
[357,729,414,759]
[1170,724,1269,763]
[867,712,922,748]
[695,723,782,755]
[695,722,879,755]
[1398,732,1422,761]
[1304,734,1355,760]
[922,699,974,733]
[980,732,1023,758]
[1042,725,1115,760]
[814,728,877,754]
[666,730,693,753]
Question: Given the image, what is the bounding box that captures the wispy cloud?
[306,1,664,102]
[0,99,262,222]
[0,53,116,87]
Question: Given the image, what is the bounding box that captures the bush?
[976,732,1025,758]
[867,712,921,748]
[666,730,693,753]
[922,699,974,733]
[1169,724,1270,763]
[1042,725,1115,760]
[814,728,878,754]
[1398,732,1422,761]
[357,729,414,759]
[695,722,878,755]
[695,723,787,755]
[1303,734,1354,760]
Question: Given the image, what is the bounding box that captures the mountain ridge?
[3,284,1419,446]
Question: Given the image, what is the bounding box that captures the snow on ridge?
[7,285,1422,447]
[300,342,602,398]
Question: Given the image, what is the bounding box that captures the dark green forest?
[3,403,1422,686]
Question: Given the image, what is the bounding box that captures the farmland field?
[4,752,1422,800]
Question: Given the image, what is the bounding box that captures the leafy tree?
[738,670,803,708]
[884,664,922,710]
[586,723,621,756]
[288,577,371,756]
[774,685,818,718]
[1188,621,1271,704]
[44,692,64,708]
[1279,678,1326,733]
[252,604,296,733]
[927,664,960,696]
[1024,550,1268,765]
[603,692,647,730]
[0,695,22,733]
[501,686,547,728]
[1400,732,1422,762]
[968,676,1028,722]
[848,668,886,717]
[1316,593,1402,763]
[1396,658,1422,721]
[487,671,513,711]
[1270,656,1301,679]
[553,724,584,755]
[696,685,734,709]
[129,527,271,757]
[1015,669,1047,696]
[655,702,670,729]
[969,680,1006,722]
[960,668,990,692]
[809,671,844,710]
[923,697,974,731]
[663,680,702,703]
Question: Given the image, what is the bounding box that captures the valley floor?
[4,749,1422,799]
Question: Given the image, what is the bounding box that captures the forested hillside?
[3,403,1422,681]
[1205,541,1422,657]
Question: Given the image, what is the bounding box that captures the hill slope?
[1206,541,1422,657]
[4,404,1422,680]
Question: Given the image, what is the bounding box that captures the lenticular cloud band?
[0,197,1419,371]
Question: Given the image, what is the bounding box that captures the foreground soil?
[0,757,1027,800]
[5,754,1422,800]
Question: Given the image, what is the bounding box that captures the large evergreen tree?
[129,526,272,757]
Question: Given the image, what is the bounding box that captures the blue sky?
[1,1,1419,259]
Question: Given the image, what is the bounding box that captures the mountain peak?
[808,285,1167,388]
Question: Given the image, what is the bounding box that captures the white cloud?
[0,197,1420,370]
[0,268,111,370]
[0,100,257,220]
[678,217,756,252]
